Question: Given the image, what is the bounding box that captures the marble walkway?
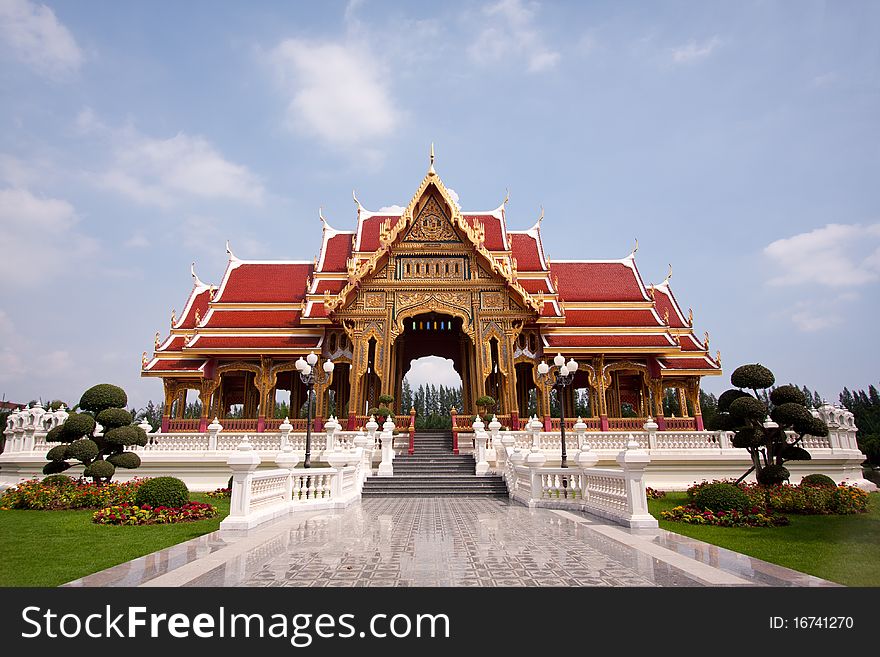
[64,498,834,587]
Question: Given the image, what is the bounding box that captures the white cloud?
[790,304,843,333]
[267,38,398,150]
[124,232,150,248]
[0,153,39,187]
[79,111,265,207]
[0,309,77,393]
[0,187,98,286]
[377,205,405,214]
[447,188,461,209]
[764,223,880,287]
[670,36,722,64]
[404,356,462,389]
[469,0,560,74]
[0,0,83,77]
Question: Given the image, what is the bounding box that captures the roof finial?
[663,263,673,284]
[503,187,509,207]
[703,330,710,350]
[191,262,205,288]
[428,142,435,175]
[352,189,363,213]
[319,206,326,225]
[539,205,544,224]
[225,240,239,262]
[630,238,639,257]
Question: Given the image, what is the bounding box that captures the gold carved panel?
[481,291,504,309]
[363,291,386,309]
[404,195,459,242]
[397,257,467,280]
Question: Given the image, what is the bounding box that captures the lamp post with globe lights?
[295,351,334,468]
[537,353,579,468]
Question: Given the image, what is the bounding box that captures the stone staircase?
[360,431,508,497]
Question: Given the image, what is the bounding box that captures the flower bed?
[661,505,789,527]
[645,487,666,500]
[0,478,142,510]
[92,502,217,525]
[686,480,869,515]
[205,487,231,499]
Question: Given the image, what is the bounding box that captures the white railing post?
[378,418,394,476]
[208,416,223,451]
[528,415,542,451]
[525,444,546,501]
[717,430,731,449]
[615,434,657,528]
[325,415,338,452]
[365,415,379,447]
[473,417,489,475]
[353,428,370,481]
[643,416,658,450]
[487,415,501,464]
[227,436,261,520]
[279,416,292,450]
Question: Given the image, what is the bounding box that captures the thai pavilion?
[142,154,721,435]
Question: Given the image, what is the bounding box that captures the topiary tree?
[135,476,189,508]
[44,383,146,483]
[712,366,829,486]
[475,395,496,414]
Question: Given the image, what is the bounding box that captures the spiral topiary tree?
[709,364,829,485]
[43,383,147,483]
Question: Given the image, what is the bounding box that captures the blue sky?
[0,0,878,411]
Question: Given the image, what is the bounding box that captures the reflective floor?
[64,498,835,588]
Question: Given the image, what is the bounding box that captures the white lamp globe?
[323,359,334,373]
[567,358,579,372]
[295,356,306,371]
[553,353,565,367]
[559,365,569,377]
[306,351,318,366]
[301,364,312,376]
[537,361,549,375]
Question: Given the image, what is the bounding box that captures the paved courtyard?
[65,498,833,587]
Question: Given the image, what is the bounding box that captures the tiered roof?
[144,172,720,379]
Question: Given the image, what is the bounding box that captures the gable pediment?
[403,193,461,244]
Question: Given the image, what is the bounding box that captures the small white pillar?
[525,449,547,501]
[227,436,261,519]
[473,417,489,476]
[325,415,339,452]
[207,416,223,451]
[278,416,292,450]
[616,437,657,528]
[378,418,395,477]
[643,416,658,450]
[528,414,542,451]
[365,415,379,446]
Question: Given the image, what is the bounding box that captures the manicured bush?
[46,444,69,462]
[369,407,392,420]
[104,425,148,447]
[107,452,141,469]
[83,460,115,481]
[65,439,99,462]
[134,477,189,509]
[770,385,807,407]
[731,427,764,449]
[377,394,394,406]
[692,482,749,512]
[60,413,96,440]
[476,395,496,409]
[801,473,836,489]
[44,426,63,444]
[771,402,813,427]
[96,408,133,429]
[717,389,751,413]
[42,461,72,475]
[79,384,127,414]
[728,396,767,421]
[757,464,790,485]
[730,364,775,391]
[41,474,73,487]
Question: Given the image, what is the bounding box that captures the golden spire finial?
[142,351,148,368]
[716,350,722,367]
[688,308,694,326]
[170,308,177,326]
[154,331,161,348]
[428,142,435,175]
[195,308,201,326]
[703,330,710,350]
[663,309,670,325]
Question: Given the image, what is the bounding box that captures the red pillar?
[347,412,356,431]
[408,407,416,455]
[656,415,667,431]
[543,415,552,431]
[314,417,323,432]
[510,410,519,431]
[198,417,208,432]
[695,415,704,431]
[451,407,459,455]
[257,416,266,433]
[161,416,170,432]
[600,415,609,431]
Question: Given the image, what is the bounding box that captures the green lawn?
[0,494,230,587]
[648,491,880,586]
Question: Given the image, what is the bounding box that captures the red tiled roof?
[562,309,664,328]
[544,334,673,348]
[662,357,719,370]
[202,310,302,329]
[145,359,206,372]
[157,336,187,352]
[357,215,401,252]
[678,333,705,352]
[652,285,687,328]
[218,263,312,303]
[510,233,545,271]
[313,279,346,295]
[319,233,353,272]
[519,278,551,294]
[188,336,321,350]
[177,288,212,329]
[464,214,506,251]
[550,261,647,303]
[305,302,328,318]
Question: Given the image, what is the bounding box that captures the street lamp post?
[537,353,579,468]
[295,351,334,468]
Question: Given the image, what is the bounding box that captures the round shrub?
[476,395,496,408]
[84,460,115,480]
[798,416,829,438]
[107,452,141,469]
[46,444,69,462]
[771,402,813,428]
[801,473,836,489]
[79,384,127,414]
[728,396,767,422]
[705,412,736,431]
[731,427,764,449]
[692,483,749,512]
[769,385,806,407]
[104,425,148,447]
[731,364,775,391]
[41,474,73,487]
[96,408,132,430]
[757,464,790,486]
[42,461,71,475]
[135,477,189,509]
[377,394,394,406]
[66,438,99,462]
[369,407,392,419]
[717,389,751,413]
[45,425,63,444]
[60,413,96,441]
